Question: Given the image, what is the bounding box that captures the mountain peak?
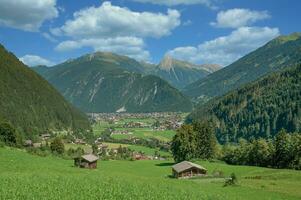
[159,55,174,70]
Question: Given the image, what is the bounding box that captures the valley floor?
[1,147,301,200]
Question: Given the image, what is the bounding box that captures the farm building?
[172,161,207,178]
[74,154,99,169]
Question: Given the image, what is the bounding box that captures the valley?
[0,1,301,199]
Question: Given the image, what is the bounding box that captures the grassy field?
[64,143,92,153]
[93,123,176,142]
[64,142,171,157]
[1,147,301,199]
[110,128,175,142]
[101,142,171,157]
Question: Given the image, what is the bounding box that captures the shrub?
[224,173,238,187]
[50,137,65,155]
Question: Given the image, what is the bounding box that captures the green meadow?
[1,147,301,200]
[93,119,176,142]
[110,128,175,142]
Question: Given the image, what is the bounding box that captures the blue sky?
[0,0,300,67]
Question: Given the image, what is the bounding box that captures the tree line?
[171,121,301,170]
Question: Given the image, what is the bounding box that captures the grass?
[1,147,301,199]
[64,143,92,153]
[110,128,175,142]
[92,118,176,142]
[103,142,171,157]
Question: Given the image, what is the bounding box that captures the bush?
[224,173,237,187]
[50,137,65,155]
[0,122,17,146]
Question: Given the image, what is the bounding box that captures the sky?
[0,0,300,67]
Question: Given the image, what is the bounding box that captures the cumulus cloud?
[0,0,58,31]
[211,8,271,28]
[52,1,181,61]
[56,36,150,61]
[131,0,217,8]
[51,1,180,39]
[168,26,280,66]
[19,55,54,67]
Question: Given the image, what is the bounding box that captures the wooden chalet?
[172,161,207,178]
[74,154,99,169]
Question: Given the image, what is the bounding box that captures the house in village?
[23,140,33,147]
[74,154,99,169]
[40,134,51,141]
[172,161,207,178]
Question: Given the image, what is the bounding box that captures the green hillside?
[34,54,192,113]
[1,147,301,200]
[184,33,301,102]
[187,65,301,142]
[0,44,90,136]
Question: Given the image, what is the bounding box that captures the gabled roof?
[81,154,99,163]
[172,161,207,173]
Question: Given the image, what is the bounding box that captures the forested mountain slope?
[0,44,91,136]
[184,33,301,102]
[187,64,301,143]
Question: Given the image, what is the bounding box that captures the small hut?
[172,161,207,178]
[74,154,99,169]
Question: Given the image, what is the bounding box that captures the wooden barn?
[74,154,99,169]
[172,161,207,178]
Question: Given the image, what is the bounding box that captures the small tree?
[50,137,65,155]
[171,125,196,162]
[0,121,17,146]
[92,143,98,154]
[193,121,217,159]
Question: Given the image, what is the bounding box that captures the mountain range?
[146,55,220,89]
[33,53,193,113]
[0,44,91,137]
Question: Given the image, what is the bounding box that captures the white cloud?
[211,8,271,28]
[42,32,58,42]
[52,1,180,61]
[0,0,58,31]
[51,1,180,39]
[168,26,280,66]
[19,55,54,67]
[131,0,217,8]
[55,37,150,61]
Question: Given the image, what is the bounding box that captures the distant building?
[33,143,42,148]
[74,154,99,169]
[172,161,207,178]
[23,140,33,147]
[40,134,51,140]
[75,139,86,145]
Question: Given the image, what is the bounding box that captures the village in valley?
[1,0,301,199]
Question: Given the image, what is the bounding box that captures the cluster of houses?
[123,121,148,128]
[23,133,51,148]
[110,130,133,136]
